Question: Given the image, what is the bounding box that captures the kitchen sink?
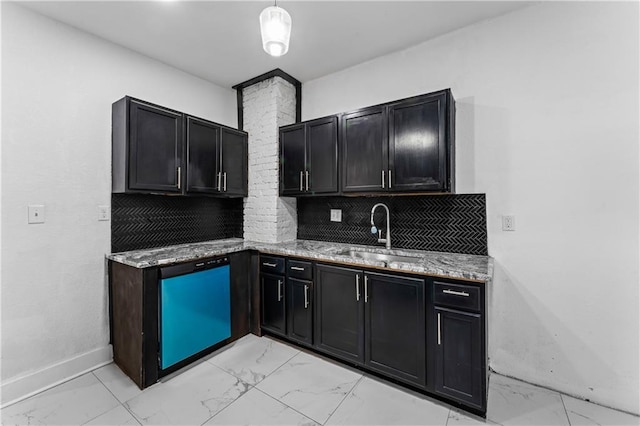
[338,249,422,265]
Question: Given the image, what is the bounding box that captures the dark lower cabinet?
[314,264,364,363]
[260,273,286,336]
[286,278,313,346]
[364,272,426,388]
[434,307,483,410]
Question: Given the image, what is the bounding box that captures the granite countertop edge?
[107,238,494,282]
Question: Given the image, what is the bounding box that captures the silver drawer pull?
[290,266,305,271]
[437,313,441,345]
[263,262,277,267]
[443,289,470,297]
[277,280,283,301]
[304,285,309,308]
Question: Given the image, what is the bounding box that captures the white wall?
[303,2,639,414]
[0,2,236,403]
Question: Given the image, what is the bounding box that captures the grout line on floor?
[89,370,142,426]
[321,374,365,425]
[559,394,573,426]
[253,386,320,425]
[198,382,255,426]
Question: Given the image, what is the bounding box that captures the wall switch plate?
[98,205,109,221]
[28,205,45,224]
[502,215,515,231]
[330,209,342,222]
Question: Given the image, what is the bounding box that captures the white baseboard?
[1,345,113,408]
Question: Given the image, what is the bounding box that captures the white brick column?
[243,76,297,243]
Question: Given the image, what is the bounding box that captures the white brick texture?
[243,77,297,243]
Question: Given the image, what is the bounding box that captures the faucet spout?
[370,203,391,250]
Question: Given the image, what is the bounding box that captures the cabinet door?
[221,127,248,197]
[341,107,388,193]
[261,273,286,336]
[186,117,220,194]
[128,100,183,193]
[307,117,338,194]
[280,124,306,195]
[287,278,313,346]
[364,272,426,387]
[434,307,484,410]
[388,93,447,191]
[314,264,364,363]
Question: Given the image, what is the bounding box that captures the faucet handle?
[370,226,378,234]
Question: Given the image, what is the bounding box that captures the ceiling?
[20,1,532,88]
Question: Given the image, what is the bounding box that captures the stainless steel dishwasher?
[158,256,231,371]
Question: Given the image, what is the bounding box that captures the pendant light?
[259,1,292,57]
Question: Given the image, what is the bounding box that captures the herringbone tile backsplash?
[111,194,243,253]
[297,194,487,255]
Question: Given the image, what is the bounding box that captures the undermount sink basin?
[339,249,422,265]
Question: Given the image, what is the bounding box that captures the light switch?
[330,209,342,222]
[28,205,45,224]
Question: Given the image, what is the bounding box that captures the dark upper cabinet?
[432,279,486,412]
[314,264,364,364]
[286,277,313,346]
[186,116,247,197]
[280,116,339,196]
[220,127,248,197]
[113,96,247,197]
[341,89,454,194]
[341,106,387,193]
[280,124,306,194]
[113,97,184,194]
[388,93,449,191]
[260,272,286,336]
[364,272,426,388]
[186,116,220,194]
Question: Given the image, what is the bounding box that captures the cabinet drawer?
[434,281,481,312]
[260,256,285,275]
[287,259,312,280]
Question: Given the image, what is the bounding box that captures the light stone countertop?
[107,238,493,282]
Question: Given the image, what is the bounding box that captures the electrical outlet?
[502,215,515,231]
[98,205,110,221]
[330,209,342,222]
[28,205,45,224]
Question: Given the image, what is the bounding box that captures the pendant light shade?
[259,5,292,57]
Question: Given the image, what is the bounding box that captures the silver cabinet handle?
[290,266,305,271]
[388,169,392,188]
[263,262,277,267]
[277,279,282,302]
[177,167,181,189]
[381,170,385,189]
[355,275,360,301]
[364,275,369,303]
[223,172,227,192]
[304,285,309,309]
[217,172,222,191]
[443,289,470,297]
[300,171,304,191]
[437,313,441,345]
[305,170,309,191]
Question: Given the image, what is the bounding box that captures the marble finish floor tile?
[256,352,362,424]
[326,376,450,425]
[487,375,569,425]
[204,388,318,425]
[124,361,250,425]
[208,334,299,386]
[561,394,640,425]
[84,405,140,425]
[93,363,143,403]
[448,409,500,425]
[0,373,119,425]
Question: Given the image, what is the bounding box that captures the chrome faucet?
[370,203,391,250]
